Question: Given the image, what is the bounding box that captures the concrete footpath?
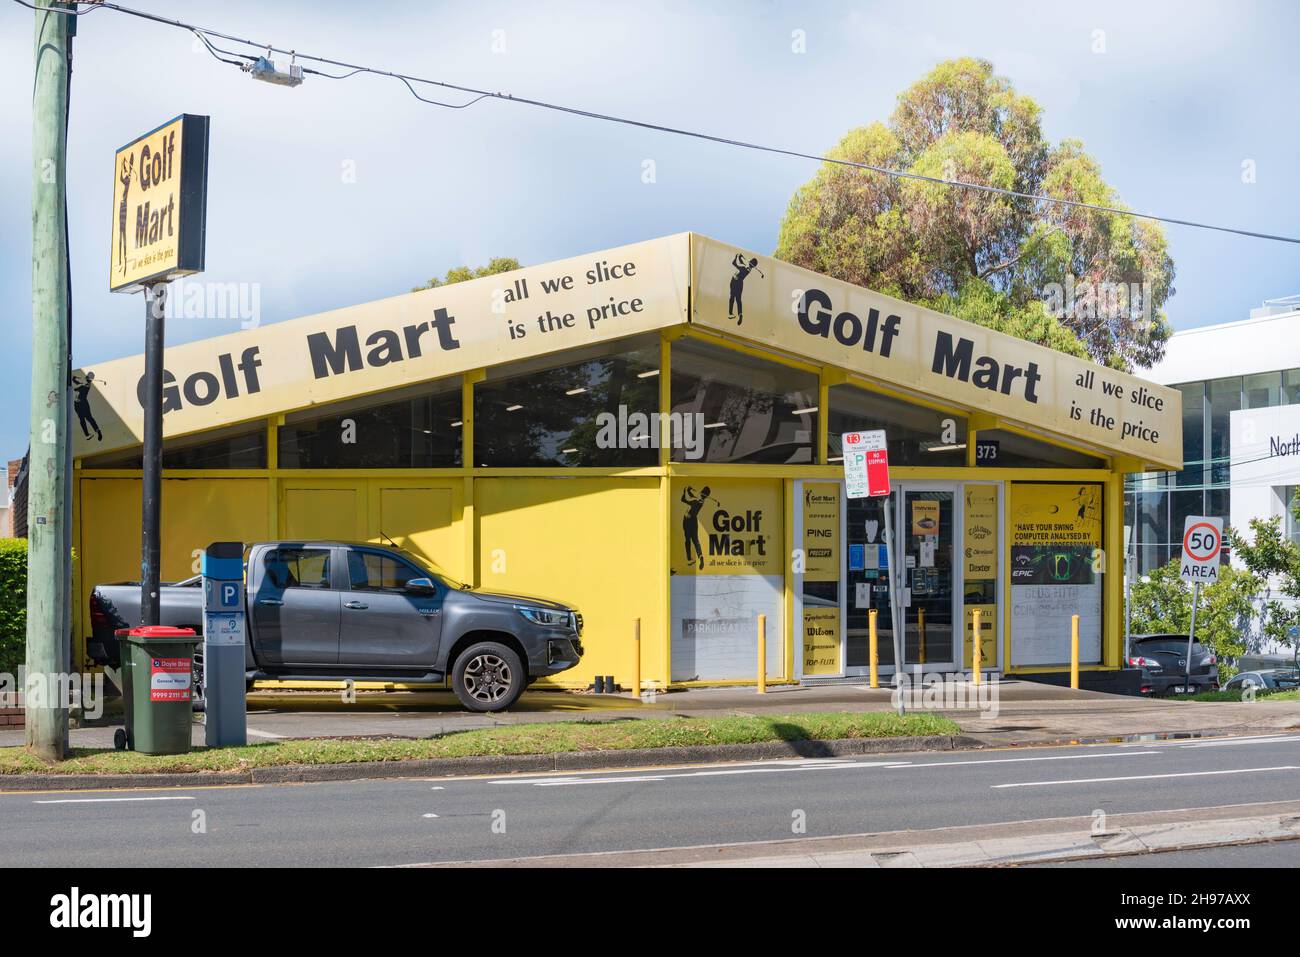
[414,800,1300,869]
[2,679,1297,751]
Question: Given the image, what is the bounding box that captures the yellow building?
[70,233,1182,690]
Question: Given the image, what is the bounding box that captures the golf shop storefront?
[69,233,1182,690]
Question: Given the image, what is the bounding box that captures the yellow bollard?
[869,608,879,689]
[756,614,767,694]
[972,607,981,686]
[631,617,641,700]
[918,607,927,665]
[1071,614,1080,690]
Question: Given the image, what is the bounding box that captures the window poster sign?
[802,483,840,581]
[911,499,940,537]
[801,482,841,676]
[671,479,783,681]
[802,606,840,676]
[1009,483,1103,666]
[963,485,998,581]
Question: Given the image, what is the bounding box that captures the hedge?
[0,538,26,677]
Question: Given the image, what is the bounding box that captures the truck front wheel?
[452,642,526,712]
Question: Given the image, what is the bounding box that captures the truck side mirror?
[405,577,436,595]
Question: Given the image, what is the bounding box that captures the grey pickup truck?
[89,541,584,712]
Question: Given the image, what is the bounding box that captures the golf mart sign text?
[74,235,689,455]
[691,236,1182,468]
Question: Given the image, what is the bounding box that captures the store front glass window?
[670,339,818,464]
[1244,372,1280,410]
[1208,377,1241,485]
[1177,381,1206,487]
[278,377,461,468]
[82,424,267,469]
[974,430,1105,469]
[475,335,660,467]
[1283,487,1300,546]
[828,384,966,467]
[1284,370,1300,405]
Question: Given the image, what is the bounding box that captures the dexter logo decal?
[50,888,151,938]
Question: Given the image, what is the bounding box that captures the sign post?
[843,430,903,715]
[111,114,209,625]
[1179,515,1223,694]
[202,541,248,747]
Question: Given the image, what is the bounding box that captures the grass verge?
[0,710,959,775]
[1186,688,1300,703]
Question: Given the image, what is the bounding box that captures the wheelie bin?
[113,625,200,755]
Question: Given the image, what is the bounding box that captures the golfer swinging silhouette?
[72,372,104,442]
[681,485,717,570]
[117,154,134,275]
[727,253,764,325]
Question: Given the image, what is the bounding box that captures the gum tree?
[776,58,1175,370]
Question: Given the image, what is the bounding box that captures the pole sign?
[842,430,890,499]
[1180,515,1223,583]
[110,114,209,293]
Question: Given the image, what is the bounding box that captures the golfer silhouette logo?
[117,153,134,275]
[681,485,719,570]
[72,372,105,442]
[727,252,764,325]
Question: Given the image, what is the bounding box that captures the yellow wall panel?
[371,483,462,582]
[282,486,361,541]
[77,478,270,644]
[477,477,662,688]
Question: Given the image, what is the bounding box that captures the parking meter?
[201,541,248,747]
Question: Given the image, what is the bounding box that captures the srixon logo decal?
[49,887,151,938]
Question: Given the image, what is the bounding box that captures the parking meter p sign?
[1180,516,1223,583]
[843,430,890,499]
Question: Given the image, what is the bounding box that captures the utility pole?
[27,2,75,761]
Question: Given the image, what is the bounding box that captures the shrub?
[0,538,26,677]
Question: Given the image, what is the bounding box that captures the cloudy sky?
[2,0,1298,457]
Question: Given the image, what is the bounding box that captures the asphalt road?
[4,733,1300,867]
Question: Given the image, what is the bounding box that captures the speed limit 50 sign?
[1180,515,1223,583]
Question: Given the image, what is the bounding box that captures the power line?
[15,0,1300,247]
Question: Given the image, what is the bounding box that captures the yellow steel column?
[756,614,767,693]
[972,607,982,685]
[1071,614,1081,689]
[658,333,673,688]
[783,477,795,682]
[869,608,879,689]
[462,371,483,588]
[265,416,279,538]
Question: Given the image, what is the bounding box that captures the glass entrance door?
[899,486,957,670]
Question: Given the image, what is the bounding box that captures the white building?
[1129,295,1300,583]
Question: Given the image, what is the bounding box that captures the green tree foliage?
[1228,514,1300,651]
[776,58,1175,370]
[412,257,522,293]
[1129,559,1258,663]
[0,538,27,677]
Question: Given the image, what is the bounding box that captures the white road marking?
[1177,735,1300,749]
[899,750,1159,769]
[488,749,1163,787]
[992,765,1300,789]
[422,813,440,818]
[430,786,445,790]
[34,795,197,804]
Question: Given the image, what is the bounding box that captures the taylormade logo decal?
[49,887,151,938]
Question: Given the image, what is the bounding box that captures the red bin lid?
[121,625,198,638]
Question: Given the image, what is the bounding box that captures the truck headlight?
[517,606,571,628]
